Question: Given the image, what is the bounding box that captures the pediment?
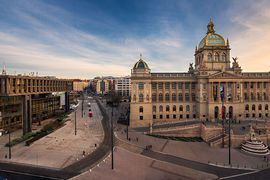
[208,71,240,79]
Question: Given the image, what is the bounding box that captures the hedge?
[5,132,35,147]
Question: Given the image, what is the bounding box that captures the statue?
[232,57,240,68]
[188,63,194,72]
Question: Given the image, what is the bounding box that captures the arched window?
[178,93,183,101]
[173,105,176,112]
[166,105,170,112]
[259,104,262,110]
[139,94,143,102]
[152,106,156,112]
[186,105,190,111]
[179,105,183,111]
[152,93,156,101]
[266,104,269,110]
[252,104,255,111]
[159,93,163,101]
[208,53,212,61]
[215,52,219,61]
[165,93,170,101]
[245,104,249,111]
[139,106,143,112]
[222,53,226,62]
[159,105,163,112]
[172,93,176,101]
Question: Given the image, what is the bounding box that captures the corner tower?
[195,19,231,72]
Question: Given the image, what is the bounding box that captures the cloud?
[227,0,270,72]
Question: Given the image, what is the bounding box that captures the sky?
[0,0,269,79]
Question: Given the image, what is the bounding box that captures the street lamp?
[75,108,77,136]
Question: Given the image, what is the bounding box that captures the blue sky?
[0,0,269,79]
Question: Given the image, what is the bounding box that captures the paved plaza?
[0,100,104,168]
[71,147,218,180]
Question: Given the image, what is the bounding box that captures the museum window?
[192,93,196,101]
[251,93,254,100]
[193,114,196,118]
[179,114,183,119]
[258,104,262,111]
[165,82,170,89]
[252,104,255,111]
[153,115,156,119]
[179,105,183,111]
[264,82,267,88]
[244,93,248,100]
[152,93,156,102]
[208,53,212,61]
[139,106,143,113]
[158,82,163,89]
[266,113,269,118]
[178,82,183,89]
[138,82,144,90]
[246,114,249,118]
[152,82,157,89]
[166,105,170,112]
[215,52,219,61]
[152,106,156,112]
[139,94,144,102]
[159,93,163,101]
[257,82,261,89]
[259,113,262,118]
[160,115,163,119]
[203,83,206,90]
[252,113,256,118]
[191,82,196,89]
[257,92,261,100]
[166,115,170,119]
[264,93,267,100]
[203,94,207,101]
[265,104,269,110]
[186,105,190,111]
[140,116,143,120]
[185,83,189,89]
[250,82,254,88]
[185,93,189,101]
[165,93,170,101]
[173,105,176,112]
[244,82,248,88]
[172,82,176,89]
[186,114,190,119]
[159,105,163,112]
[245,104,249,111]
[172,93,176,101]
[222,53,226,62]
[192,105,196,112]
[178,93,183,101]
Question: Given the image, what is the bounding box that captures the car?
[89,112,93,117]
[88,102,91,107]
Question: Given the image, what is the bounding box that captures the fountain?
[241,127,270,156]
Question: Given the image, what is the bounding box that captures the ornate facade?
[130,20,270,128]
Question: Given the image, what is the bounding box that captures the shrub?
[5,132,35,147]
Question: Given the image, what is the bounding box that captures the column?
[22,95,32,135]
[217,82,221,102]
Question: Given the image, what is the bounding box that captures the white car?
[88,102,91,107]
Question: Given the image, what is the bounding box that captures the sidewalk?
[0,100,104,168]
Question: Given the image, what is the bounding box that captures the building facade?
[115,76,131,97]
[72,79,89,92]
[130,20,270,128]
[96,79,110,94]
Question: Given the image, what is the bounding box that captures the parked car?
[89,112,93,117]
[88,102,91,107]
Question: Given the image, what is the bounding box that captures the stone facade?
[130,20,270,128]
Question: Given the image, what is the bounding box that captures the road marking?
[0,169,63,180]
[219,170,260,179]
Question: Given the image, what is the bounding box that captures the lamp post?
[75,109,77,136]
[229,117,231,165]
[8,129,11,159]
[111,105,114,170]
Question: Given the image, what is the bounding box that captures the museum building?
[130,19,270,128]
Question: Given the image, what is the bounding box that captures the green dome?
[198,19,225,49]
[133,56,150,70]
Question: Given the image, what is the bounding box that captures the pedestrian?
[83,151,86,157]
[128,138,131,141]
[136,137,138,142]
